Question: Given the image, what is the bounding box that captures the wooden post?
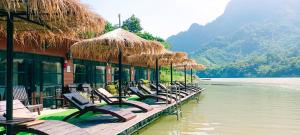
[6,13,14,135]
[155,58,159,101]
[184,65,187,92]
[191,69,193,84]
[118,49,123,107]
[170,62,173,85]
[118,14,121,28]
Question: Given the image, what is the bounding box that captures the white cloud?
[81,0,231,39]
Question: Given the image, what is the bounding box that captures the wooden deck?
[76,90,203,135]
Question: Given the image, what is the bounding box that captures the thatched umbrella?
[127,51,187,99]
[158,52,188,86]
[127,51,187,67]
[71,28,164,61]
[71,28,164,106]
[175,60,206,84]
[173,59,197,90]
[0,0,105,133]
[0,0,105,46]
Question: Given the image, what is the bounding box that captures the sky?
[81,0,231,39]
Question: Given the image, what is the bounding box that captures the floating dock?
[77,90,203,135]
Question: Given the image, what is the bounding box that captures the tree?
[136,32,155,40]
[137,32,171,49]
[105,16,171,49]
[122,15,143,33]
[104,21,117,33]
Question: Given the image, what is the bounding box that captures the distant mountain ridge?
[167,0,300,77]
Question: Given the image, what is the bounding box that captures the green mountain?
[167,0,300,77]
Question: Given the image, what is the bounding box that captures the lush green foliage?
[104,21,118,33]
[104,15,171,49]
[159,67,193,83]
[137,32,171,49]
[168,0,300,78]
[122,15,143,33]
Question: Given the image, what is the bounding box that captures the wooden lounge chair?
[157,83,190,96]
[0,100,90,135]
[175,82,202,92]
[179,82,204,91]
[12,86,43,115]
[149,83,188,97]
[67,84,79,93]
[79,84,97,102]
[139,85,181,100]
[93,88,153,112]
[63,93,136,122]
[128,87,173,104]
[173,82,198,92]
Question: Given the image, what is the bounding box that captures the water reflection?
[137,79,300,135]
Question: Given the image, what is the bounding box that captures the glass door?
[15,53,63,108]
[0,51,63,108]
[135,67,148,81]
[74,60,106,88]
[112,65,130,83]
[41,61,63,108]
[95,66,106,88]
[0,52,5,100]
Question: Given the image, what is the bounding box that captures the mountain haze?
[167,0,300,77]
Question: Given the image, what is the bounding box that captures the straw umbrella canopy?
[176,64,205,70]
[71,28,164,62]
[175,60,206,84]
[0,1,105,133]
[126,51,187,67]
[71,28,165,106]
[0,0,105,47]
[126,50,188,98]
[174,58,205,70]
[174,59,197,68]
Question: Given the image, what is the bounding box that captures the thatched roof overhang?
[174,59,196,67]
[175,64,206,70]
[126,50,188,67]
[0,0,105,47]
[71,28,165,63]
[1,0,105,133]
[173,58,206,70]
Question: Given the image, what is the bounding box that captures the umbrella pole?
[170,62,173,85]
[118,49,122,107]
[155,58,159,102]
[184,65,187,92]
[191,69,193,84]
[6,14,14,135]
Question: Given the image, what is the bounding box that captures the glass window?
[13,59,26,86]
[112,66,119,82]
[0,51,63,108]
[95,66,105,88]
[43,62,62,73]
[112,65,130,83]
[41,60,63,108]
[150,69,156,81]
[0,51,5,99]
[74,60,106,88]
[74,64,87,84]
[0,52,6,85]
[123,68,130,82]
[135,67,148,81]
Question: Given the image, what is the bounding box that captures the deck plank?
[78,90,202,135]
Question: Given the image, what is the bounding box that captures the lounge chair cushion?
[72,94,89,105]
[98,88,114,97]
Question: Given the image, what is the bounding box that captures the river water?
[137,78,300,135]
